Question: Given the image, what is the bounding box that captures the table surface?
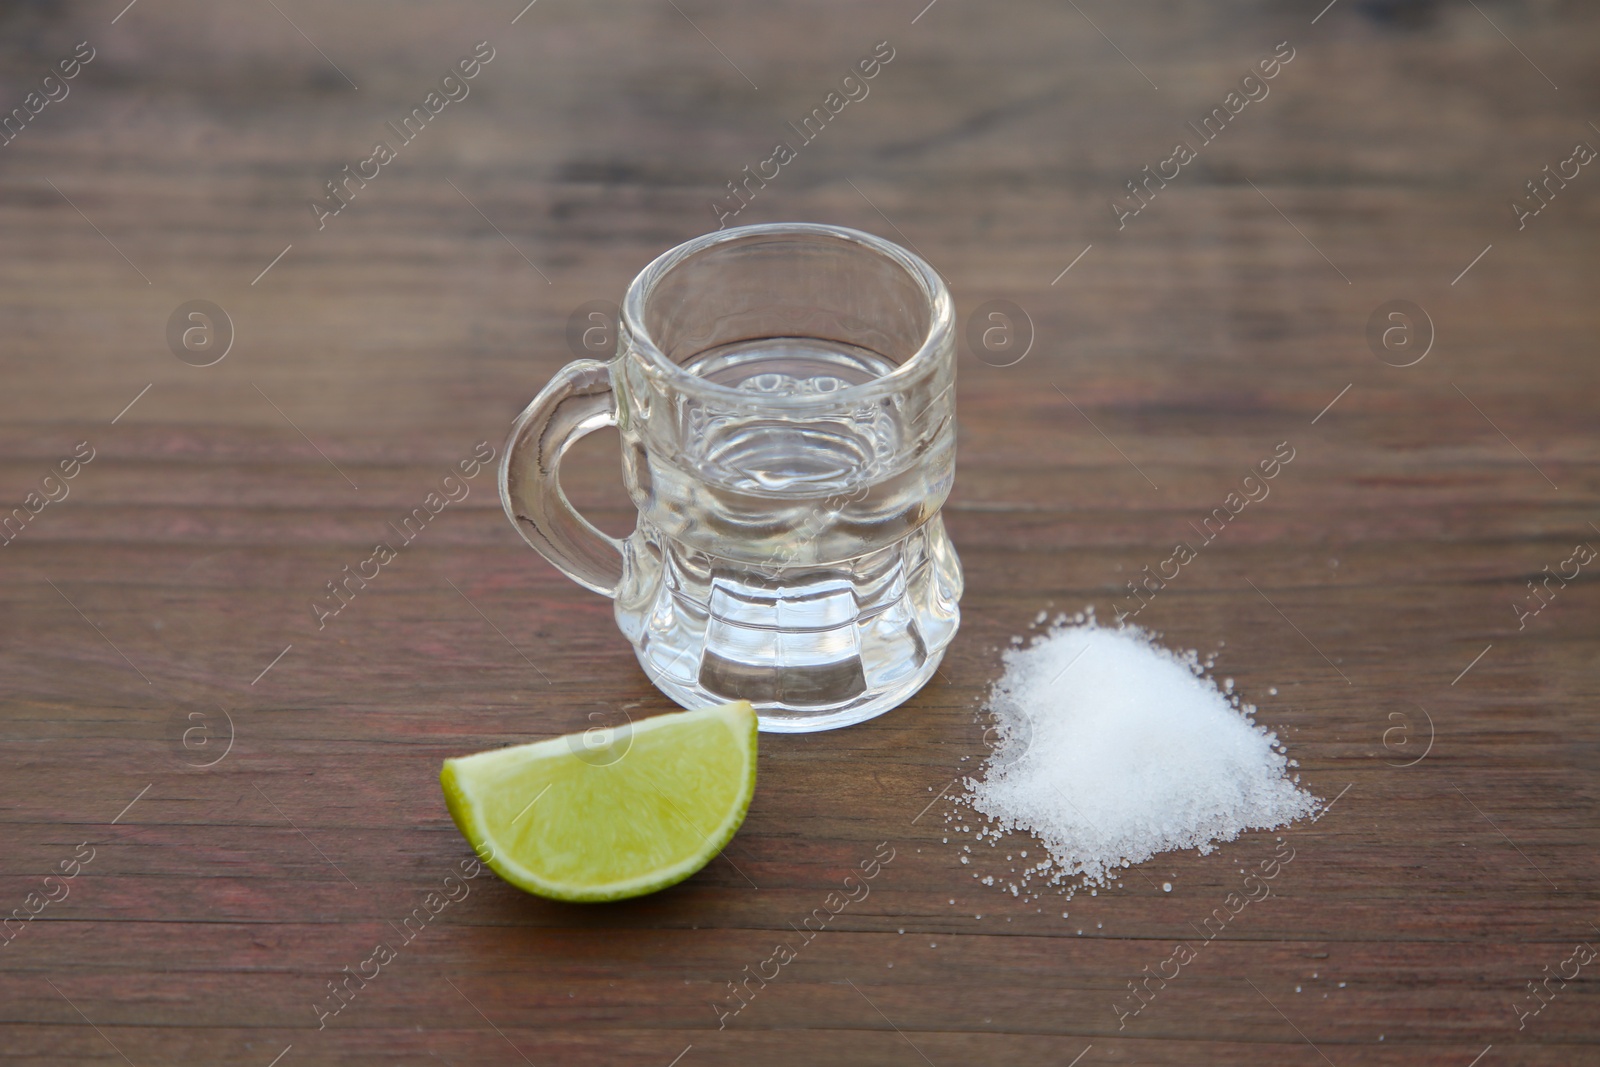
[2,1,1596,1064]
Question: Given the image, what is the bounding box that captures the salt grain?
[962,617,1319,891]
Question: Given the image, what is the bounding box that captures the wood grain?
[1,0,1596,1063]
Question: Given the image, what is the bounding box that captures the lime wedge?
[441,701,757,902]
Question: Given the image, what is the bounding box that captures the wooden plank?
[1,0,1596,1063]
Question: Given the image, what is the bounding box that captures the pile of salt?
[961,615,1319,893]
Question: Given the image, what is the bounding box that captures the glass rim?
[620,222,952,408]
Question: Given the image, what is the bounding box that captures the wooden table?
[2,1,1595,1063]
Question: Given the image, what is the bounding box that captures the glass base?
[636,642,950,733]
[614,512,963,734]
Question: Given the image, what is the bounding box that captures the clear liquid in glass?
[614,338,961,731]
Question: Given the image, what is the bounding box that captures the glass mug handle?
[499,359,624,597]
